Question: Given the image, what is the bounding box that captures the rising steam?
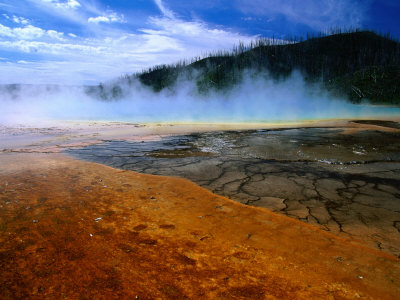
[1,71,399,126]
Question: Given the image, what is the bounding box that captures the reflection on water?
[66,126,400,164]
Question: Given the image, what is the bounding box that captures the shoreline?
[2,117,400,153]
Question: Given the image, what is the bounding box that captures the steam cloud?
[1,72,399,126]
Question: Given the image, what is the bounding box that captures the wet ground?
[0,153,399,299]
[66,121,400,257]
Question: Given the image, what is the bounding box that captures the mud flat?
[0,153,399,299]
[65,120,400,257]
[1,119,400,298]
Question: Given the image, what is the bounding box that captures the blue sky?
[0,0,399,84]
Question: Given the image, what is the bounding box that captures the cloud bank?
[0,0,255,85]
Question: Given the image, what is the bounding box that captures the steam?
[1,72,399,126]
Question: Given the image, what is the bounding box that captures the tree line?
[86,30,400,104]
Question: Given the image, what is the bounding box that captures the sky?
[0,0,399,85]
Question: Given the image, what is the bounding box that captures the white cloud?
[41,0,81,10]
[0,0,256,84]
[0,24,13,37]
[13,25,45,39]
[64,0,80,9]
[0,40,106,55]
[47,30,65,41]
[12,16,29,25]
[146,17,255,51]
[88,16,108,24]
[88,11,125,24]
[26,0,86,26]
[0,24,45,40]
[0,23,66,41]
[235,0,370,30]
[154,0,175,19]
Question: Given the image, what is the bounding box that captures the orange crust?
[0,153,399,299]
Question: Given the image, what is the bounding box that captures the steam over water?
[1,73,400,125]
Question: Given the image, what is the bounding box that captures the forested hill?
[88,31,400,104]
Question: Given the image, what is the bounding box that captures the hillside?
[88,31,400,104]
